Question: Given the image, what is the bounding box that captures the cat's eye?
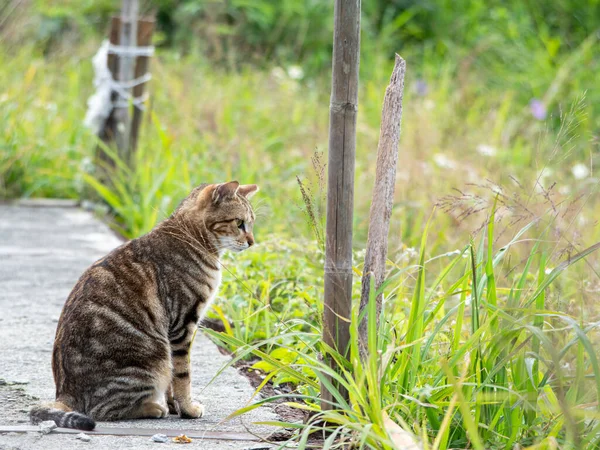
[236,219,245,230]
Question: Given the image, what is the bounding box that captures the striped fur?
[30,182,258,429]
[30,402,95,431]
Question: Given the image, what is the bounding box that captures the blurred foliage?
[4,0,598,126]
[11,1,600,68]
[153,0,333,73]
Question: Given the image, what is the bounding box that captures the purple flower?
[414,79,428,96]
[530,99,547,120]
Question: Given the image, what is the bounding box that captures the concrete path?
[0,203,277,449]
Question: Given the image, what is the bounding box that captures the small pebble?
[76,433,91,442]
[39,420,57,434]
[150,433,169,443]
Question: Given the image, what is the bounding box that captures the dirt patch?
[204,334,309,425]
[201,331,326,446]
[235,365,308,424]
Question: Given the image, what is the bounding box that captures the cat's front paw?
[178,401,204,419]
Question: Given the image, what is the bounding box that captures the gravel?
[75,433,92,442]
[150,433,169,443]
[38,421,57,435]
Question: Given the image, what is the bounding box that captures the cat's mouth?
[218,237,250,253]
[229,243,250,252]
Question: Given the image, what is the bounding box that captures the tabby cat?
[30,181,258,430]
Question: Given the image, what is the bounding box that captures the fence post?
[113,0,138,165]
[97,10,153,171]
[129,18,154,153]
[321,0,361,410]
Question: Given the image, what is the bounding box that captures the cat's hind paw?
[140,401,169,419]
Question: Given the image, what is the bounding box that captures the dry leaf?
[382,412,421,450]
[173,434,193,444]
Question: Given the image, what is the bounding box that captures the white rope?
[84,41,113,133]
[111,72,152,91]
[107,43,155,57]
[84,40,153,134]
[113,72,152,90]
[112,90,150,108]
[111,73,152,110]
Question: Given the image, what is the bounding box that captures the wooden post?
[129,18,154,153]
[321,0,361,410]
[358,55,406,358]
[98,15,154,170]
[96,16,122,171]
[113,0,139,164]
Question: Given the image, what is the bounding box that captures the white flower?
[572,163,590,180]
[424,99,435,110]
[412,384,434,398]
[559,185,571,195]
[270,67,286,82]
[433,153,456,169]
[405,247,418,258]
[476,144,497,157]
[545,267,553,275]
[80,157,94,173]
[287,65,304,80]
[538,168,553,181]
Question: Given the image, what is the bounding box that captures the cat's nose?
[247,235,254,247]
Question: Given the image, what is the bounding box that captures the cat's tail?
[30,401,95,431]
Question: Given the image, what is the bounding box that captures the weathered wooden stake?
[114,0,138,164]
[98,15,154,170]
[322,0,361,410]
[129,18,154,153]
[358,55,406,358]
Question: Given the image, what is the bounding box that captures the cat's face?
[192,181,259,253]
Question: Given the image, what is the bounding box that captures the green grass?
[208,214,600,449]
[2,14,600,448]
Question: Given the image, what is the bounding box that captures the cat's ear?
[212,181,240,203]
[237,184,259,199]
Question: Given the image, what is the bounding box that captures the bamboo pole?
[358,55,406,358]
[321,0,361,410]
